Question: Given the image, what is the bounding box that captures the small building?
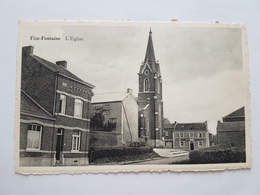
[20,46,95,166]
[217,107,245,148]
[164,121,210,150]
[90,89,139,147]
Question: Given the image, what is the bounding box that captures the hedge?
[89,146,153,163]
[189,147,246,164]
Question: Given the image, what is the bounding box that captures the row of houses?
[162,107,245,150]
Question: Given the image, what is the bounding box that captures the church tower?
[138,29,164,147]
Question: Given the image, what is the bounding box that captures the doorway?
[190,142,194,150]
[56,128,64,164]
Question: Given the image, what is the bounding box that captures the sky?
[19,21,248,134]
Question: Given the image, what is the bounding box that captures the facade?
[20,46,95,166]
[164,121,210,150]
[137,29,164,147]
[217,107,245,148]
[90,89,139,147]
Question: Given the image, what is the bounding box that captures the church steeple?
[144,28,156,62]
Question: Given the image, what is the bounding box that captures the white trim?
[143,78,150,92]
[71,131,81,152]
[21,90,52,117]
[21,112,55,121]
[121,105,124,135]
[56,90,90,102]
[139,91,155,94]
[20,149,55,153]
[141,61,153,74]
[59,94,66,114]
[74,99,83,118]
[62,151,88,154]
[54,113,90,121]
[180,140,185,147]
[143,104,150,110]
[179,132,184,138]
[20,119,90,132]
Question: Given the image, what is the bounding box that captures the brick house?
[217,107,245,148]
[90,89,139,147]
[20,46,95,166]
[164,121,210,150]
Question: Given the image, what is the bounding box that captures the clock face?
[144,70,150,75]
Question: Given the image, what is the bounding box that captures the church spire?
[144,28,156,62]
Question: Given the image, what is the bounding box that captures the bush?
[89,146,153,163]
[189,147,246,164]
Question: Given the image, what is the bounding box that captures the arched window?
[144,78,150,92]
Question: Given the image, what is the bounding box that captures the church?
[137,29,164,147]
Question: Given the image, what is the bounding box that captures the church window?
[144,78,150,92]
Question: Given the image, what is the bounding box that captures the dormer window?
[144,78,150,92]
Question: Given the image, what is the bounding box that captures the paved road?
[128,154,189,165]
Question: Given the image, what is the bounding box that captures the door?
[190,142,194,150]
[56,128,64,163]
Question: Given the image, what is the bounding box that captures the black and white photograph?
[15,21,251,173]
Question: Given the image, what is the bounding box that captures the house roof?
[164,123,175,129]
[175,122,207,131]
[31,55,95,88]
[217,121,245,132]
[164,122,207,131]
[91,92,129,103]
[20,91,54,119]
[223,107,245,118]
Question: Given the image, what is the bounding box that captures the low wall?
[90,131,123,147]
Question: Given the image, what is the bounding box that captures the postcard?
[15,21,251,174]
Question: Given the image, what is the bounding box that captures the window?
[189,132,194,138]
[179,132,184,138]
[59,94,66,114]
[74,99,83,118]
[27,124,42,150]
[165,131,169,136]
[180,141,185,147]
[72,131,81,151]
[198,141,203,147]
[144,78,150,92]
[198,132,203,138]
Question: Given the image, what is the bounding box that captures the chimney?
[56,61,67,69]
[127,88,132,93]
[22,46,34,56]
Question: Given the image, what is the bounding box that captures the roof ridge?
[21,90,53,117]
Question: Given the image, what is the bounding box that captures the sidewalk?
[153,148,189,158]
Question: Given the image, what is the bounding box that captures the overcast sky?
[19,21,248,134]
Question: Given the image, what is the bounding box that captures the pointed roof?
[31,55,95,88]
[223,107,245,118]
[21,91,54,118]
[144,29,156,62]
[91,92,129,103]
